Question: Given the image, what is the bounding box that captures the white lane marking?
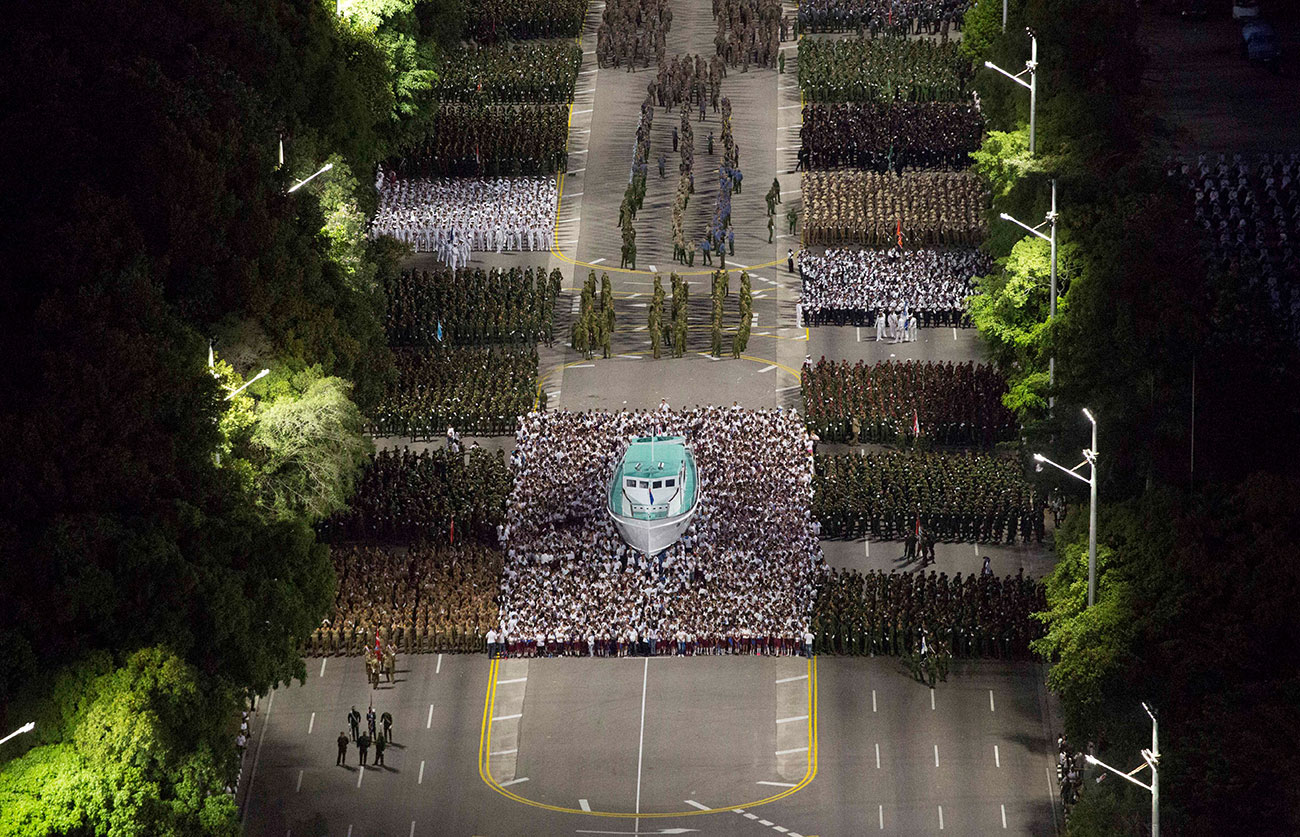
[757,781,797,787]
[775,746,809,756]
[418,760,425,784]
[244,689,274,811]
[437,653,442,674]
[759,820,774,827]
[743,813,759,820]
[779,104,802,109]
[774,828,789,834]
[879,804,885,829]
[570,364,596,368]
[776,715,808,724]
[856,327,860,342]
[1002,803,1008,829]
[567,192,585,198]
[875,742,881,768]
[570,168,587,174]
[872,690,877,712]
[320,658,327,677]
[649,264,657,273]
[1047,766,1062,834]
[497,677,528,685]
[628,292,641,298]
[635,658,649,819]
[550,391,561,398]
[931,690,936,710]
[591,257,607,264]
[500,777,530,787]
[570,149,589,155]
[493,713,523,722]
[491,748,519,756]
[953,327,958,340]
[866,539,870,558]
[775,674,808,683]
[427,704,434,729]
[579,69,598,74]
[410,822,416,837]
[990,690,996,712]
[574,108,594,113]
[348,826,353,837]
[685,800,710,810]
[296,769,303,792]
[938,805,945,830]
[308,712,315,735]
[618,354,643,359]
[357,766,364,788]
[995,745,1001,767]
[935,744,940,767]
[759,364,778,373]
[580,799,592,812]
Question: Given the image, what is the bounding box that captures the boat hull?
[609,506,695,557]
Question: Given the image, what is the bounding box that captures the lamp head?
[1082,407,1095,424]
[1033,453,1045,462]
[20,721,35,733]
[984,60,995,69]
[999,212,1013,221]
[1084,754,1098,765]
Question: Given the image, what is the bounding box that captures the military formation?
[618,96,654,270]
[308,544,503,657]
[371,174,557,268]
[596,0,671,70]
[713,0,781,69]
[384,266,560,347]
[429,41,581,103]
[466,0,587,42]
[670,108,699,264]
[797,0,971,35]
[393,103,568,177]
[320,447,511,545]
[798,247,988,326]
[571,272,617,359]
[647,272,692,359]
[801,102,983,173]
[803,358,1016,446]
[369,346,537,438]
[653,53,725,113]
[1172,152,1300,342]
[798,37,971,104]
[810,568,1046,674]
[802,171,988,247]
[813,450,1044,544]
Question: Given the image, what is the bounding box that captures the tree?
[0,648,241,837]
[251,373,374,525]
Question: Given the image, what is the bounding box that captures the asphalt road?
[241,654,1058,837]
[240,2,1070,833]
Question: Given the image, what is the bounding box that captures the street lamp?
[1,721,35,747]
[1085,703,1159,837]
[998,178,1059,406]
[1034,406,1098,606]
[225,368,270,400]
[985,29,1039,154]
[288,163,333,193]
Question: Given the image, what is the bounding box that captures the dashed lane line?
[775,746,809,756]
[580,799,592,812]
[776,715,807,724]
[500,777,530,787]
[775,674,808,684]
[308,712,314,735]
[320,658,327,677]
[418,760,425,784]
[497,677,528,685]
[990,689,996,712]
[757,781,797,788]
[995,744,1001,768]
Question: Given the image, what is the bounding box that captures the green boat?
[607,435,699,556]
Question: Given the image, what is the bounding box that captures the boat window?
[625,478,637,488]
[653,480,663,489]
[665,478,675,487]
[640,480,650,488]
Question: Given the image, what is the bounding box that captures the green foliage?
[0,649,240,837]
[957,0,1005,65]
[250,374,374,525]
[970,127,1036,203]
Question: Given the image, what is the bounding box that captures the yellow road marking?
[478,656,819,817]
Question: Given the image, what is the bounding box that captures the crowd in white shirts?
[798,247,988,328]
[371,170,558,269]
[490,406,826,657]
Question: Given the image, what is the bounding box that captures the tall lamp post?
[1,721,36,747]
[1085,703,1160,837]
[1034,407,1098,607]
[998,178,1059,407]
[985,29,1039,154]
[288,163,334,193]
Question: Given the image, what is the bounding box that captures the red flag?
[913,409,921,437]
[896,218,903,248]
[374,630,382,654]
[449,517,455,544]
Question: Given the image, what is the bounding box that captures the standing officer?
[357,732,371,766]
[374,734,387,767]
[348,706,361,741]
[381,710,393,743]
[336,731,349,766]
